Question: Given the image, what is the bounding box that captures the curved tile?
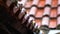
[38,0,45,7]
[35,19,42,28]
[45,0,52,5]
[49,19,57,28]
[24,7,37,19]
[58,0,60,5]
[32,0,40,5]
[43,7,51,16]
[29,7,37,15]
[57,16,60,25]
[51,0,58,7]
[17,0,60,29]
[42,17,50,26]
[50,8,57,18]
[57,6,60,15]
[35,9,44,18]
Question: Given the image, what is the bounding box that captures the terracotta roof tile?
[35,9,44,18]
[17,0,60,29]
[49,19,57,28]
[43,7,51,16]
[38,0,45,7]
[57,16,60,25]
[32,0,39,5]
[51,0,58,7]
[45,0,52,5]
[50,8,57,18]
[58,0,60,5]
[35,19,42,27]
[57,6,60,15]
[29,7,37,15]
[42,17,49,26]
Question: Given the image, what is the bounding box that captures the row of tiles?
[22,15,60,29]
[26,7,60,18]
[24,0,60,29]
[17,0,60,29]
[14,7,60,29]
[24,0,60,8]
[35,18,59,28]
[17,0,60,18]
[13,7,60,29]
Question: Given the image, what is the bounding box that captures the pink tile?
[57,16,60,25]
[57,6,60,15]
[32,0,40,5]
[38,0,45,7]
[43,7,51,16]
[49,19,57,28]
[50,9,57,18]
[35,9,44,18]
[42,17,50,26]
[35,19,42,27]
[51,0,58,7]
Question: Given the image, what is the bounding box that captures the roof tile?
[49,19,57,28]
[35,19,42,27]
[43,7,51,16]
[50,8,57,18]
[35,9,44,18]
[57,6,60,15]
[17,0,60,29]
[51,0,58,7]
[58,0,60,5]
[57,16,60,25]
[38,0,45,7]
[32,0,39,5]
[45,0,52,5]
[29,7,37,15]
[42,17,50,26]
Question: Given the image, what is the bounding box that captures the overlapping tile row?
[24,0,60,8]
[17,0,60,29]
[25,0,60,18]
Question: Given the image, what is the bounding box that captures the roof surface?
[18,0,60,28]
